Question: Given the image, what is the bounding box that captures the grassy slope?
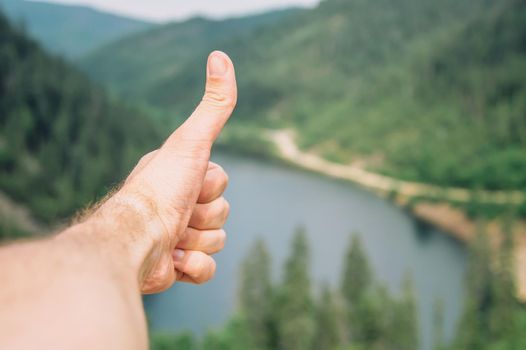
[81,0,526,191]
[0,0,152,58]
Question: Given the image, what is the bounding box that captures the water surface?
[145,152,467,350]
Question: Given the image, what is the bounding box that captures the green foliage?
[312,284,343,350]
[275,227,315,350]
[0,218,32,240]
[239,238,274,349]
[342,234,372,306]
[83,0,526,192]
[147,224,526,350]
[341,234,381,346]
[455,224,496,348]
[216,124,278,160]
[387,275,419,350]
[150,332,198,350]
[151,230,419,350]
[340,235,419,350]
[489,216,517,338]
[380,0,526,190]
[0,0,152,58]
[0,12,160,223]
[202,316,253,350]
[450,218,526,350]
[82,8,300,102]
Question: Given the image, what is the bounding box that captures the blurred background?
[0,0,525,349]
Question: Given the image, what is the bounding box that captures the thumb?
[166,50,237,149]
[127,51,236,215]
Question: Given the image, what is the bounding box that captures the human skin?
[0,51,236,349]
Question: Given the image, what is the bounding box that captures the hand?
[84,51,237,294]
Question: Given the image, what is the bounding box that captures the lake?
[144,152,467,350]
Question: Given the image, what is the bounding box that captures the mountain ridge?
[0,0,152,57]
[82,8,301,100]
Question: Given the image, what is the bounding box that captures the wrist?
[60,200,158,286]
[93,189,180,286]
[61,185,183,293]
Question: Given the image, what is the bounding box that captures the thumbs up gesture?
[91,51,237,294]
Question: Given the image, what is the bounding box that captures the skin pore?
[0,51,237,350]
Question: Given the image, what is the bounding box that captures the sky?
[36,0,320,22]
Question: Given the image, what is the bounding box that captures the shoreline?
[267,130,524,205]
[265,129,526,299]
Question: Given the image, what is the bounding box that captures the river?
[144,152,467,350]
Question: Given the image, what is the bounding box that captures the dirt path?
[268,129,525,205]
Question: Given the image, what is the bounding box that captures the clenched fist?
[86,51,237,294]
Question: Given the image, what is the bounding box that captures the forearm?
[0,220,148,350]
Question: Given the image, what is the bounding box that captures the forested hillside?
[0,12,159,224]
[82,0,526,191]
[325,0,526,190]
[83,8,300,102]
[0,0,152,58]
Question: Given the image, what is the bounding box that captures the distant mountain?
[0,11,159,224]
[81,0,526,191]
[0,0,152,58]
[82,8,301,99]
[81,0,484,118]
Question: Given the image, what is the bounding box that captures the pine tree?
[352,284,392,348]
[276,226,314,350]
[451,216,526,349]
[341,234,376,345]
[387,274,419,350]
[454,221,495,349]
[239,238,273,349]
[201,316,253,350]
[342,234,372,306]
[489,215,518,342]
[150,331,197,350]
[312,283,342,350]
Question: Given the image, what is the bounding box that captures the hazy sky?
[37,0,320,22]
